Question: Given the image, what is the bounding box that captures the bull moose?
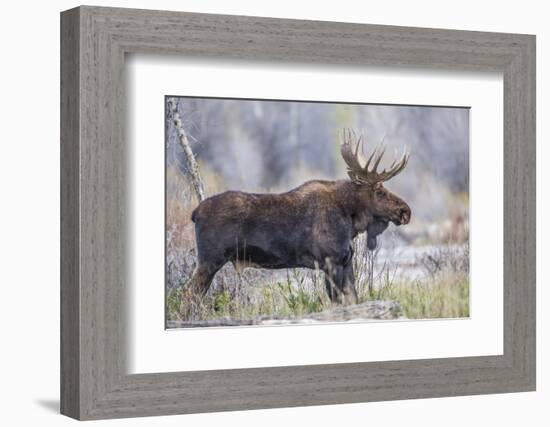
[184,130,411,307]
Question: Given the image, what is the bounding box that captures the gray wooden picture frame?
[60,5,536,420]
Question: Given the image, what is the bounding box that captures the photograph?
[165,96,470,328]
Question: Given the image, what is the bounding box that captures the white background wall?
[0,0,546,425]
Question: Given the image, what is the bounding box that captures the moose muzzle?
[398,206,411,225]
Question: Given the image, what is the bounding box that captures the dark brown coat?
[188,179,410,304]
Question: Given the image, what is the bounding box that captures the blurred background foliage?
[167,97,469,221]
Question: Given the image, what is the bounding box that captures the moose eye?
[375,189,385,198]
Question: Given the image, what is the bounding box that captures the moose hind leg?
[187,262,221,297]
[180,262,222,319]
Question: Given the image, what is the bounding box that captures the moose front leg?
[323,247,357,305]
[341,260,358,305]
[324,264,344,304]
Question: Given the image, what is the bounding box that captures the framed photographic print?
[164,96,469,329]
[61,6,535,420]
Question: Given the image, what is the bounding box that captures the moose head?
[340,129,411,249]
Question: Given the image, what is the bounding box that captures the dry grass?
[168,267,330,323]
[364,271,469,319]
[355,238,470,319]
[166,237,470,324]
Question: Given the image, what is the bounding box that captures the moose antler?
[340,129,409,185]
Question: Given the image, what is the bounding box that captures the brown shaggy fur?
[186,179,410,306]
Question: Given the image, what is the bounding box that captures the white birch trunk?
[167,97,206,202]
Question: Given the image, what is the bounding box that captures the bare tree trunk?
[167,97,206,202]
[289,102,299,171]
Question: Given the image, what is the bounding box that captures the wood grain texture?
[60,7,80,419]
[60,5,536,420]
